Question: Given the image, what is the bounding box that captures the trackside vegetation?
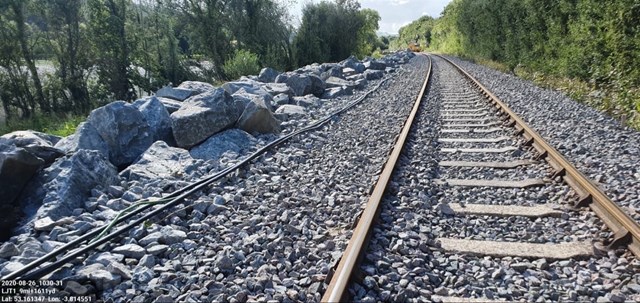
[395,0,640,129]
[0,0,389,135]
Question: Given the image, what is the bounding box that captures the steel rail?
[2,72,399,281]
[438,55,640,257]
[321,54,432,302]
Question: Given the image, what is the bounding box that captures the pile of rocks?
[0,51,415,271]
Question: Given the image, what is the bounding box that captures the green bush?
[223,49,261,80]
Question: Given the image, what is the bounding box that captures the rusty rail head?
[321,54,433,303]
[437,55,640,258]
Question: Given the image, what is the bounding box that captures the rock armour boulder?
[120,141,197,182]
[87,101,154,167]
[170,88,244,148]
[22,149,119,222]
[236,95,281,134]
[133,96,174,144]
[189,128,256,162]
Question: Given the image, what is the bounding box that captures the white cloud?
[291,0,453,34]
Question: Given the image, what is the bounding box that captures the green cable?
[89,197,171,244]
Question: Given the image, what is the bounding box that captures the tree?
[178,0,232,80]
[226,0,294,70]
[7,0,47,114]
[39,0,92,113]
[355,8,380,57]
[294,0,379,66]
[87,0,133,101]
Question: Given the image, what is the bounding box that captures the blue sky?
[291,0,453,35]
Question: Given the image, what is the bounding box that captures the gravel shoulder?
[447,56,640,221]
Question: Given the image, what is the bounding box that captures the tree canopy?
[0,0,385,130]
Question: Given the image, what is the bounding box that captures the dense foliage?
[391,16,435,50]
[1,0,380,133]
[427,0,640,127]
[294,0,381,66]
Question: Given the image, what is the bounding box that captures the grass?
[0,113,85,137]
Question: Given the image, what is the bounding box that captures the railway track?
[1,53,638,302]
[324,55,640,302]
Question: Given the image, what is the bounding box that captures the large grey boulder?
[293,95,322,108]
[190,129,256,161]
[274,74,289,83]
[323,87,350,99]
[325,77,355,89]
[321,66,344,80]
[308,75,326,97]
[258,67,279,83]
[177,81,215,94]
[275,105,307,120]
[262,83,292,97]
[236,95,281,134]
[2,130,64,165]
[155,86,194,101]
[120,141,197,182]
[273,93,291,106]
[87,101,154,167]
[133,96,174,144]
[54,122,109,158]
[170,88,244,149]
[1,130,61,147]
[157,97,182,114]
[363,69,384,80]
[22,149,119,222]
[222,81,268,95]
[285,74,312,96]
[341,56,365,73]
[364,60,387,70]
[0,139,45,239]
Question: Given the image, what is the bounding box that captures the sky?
[290,0,453,35]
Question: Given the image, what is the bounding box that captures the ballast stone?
[170,88,244,148]
[120,141,197,182]
[190,128,256,162]
[87,101,154,167]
